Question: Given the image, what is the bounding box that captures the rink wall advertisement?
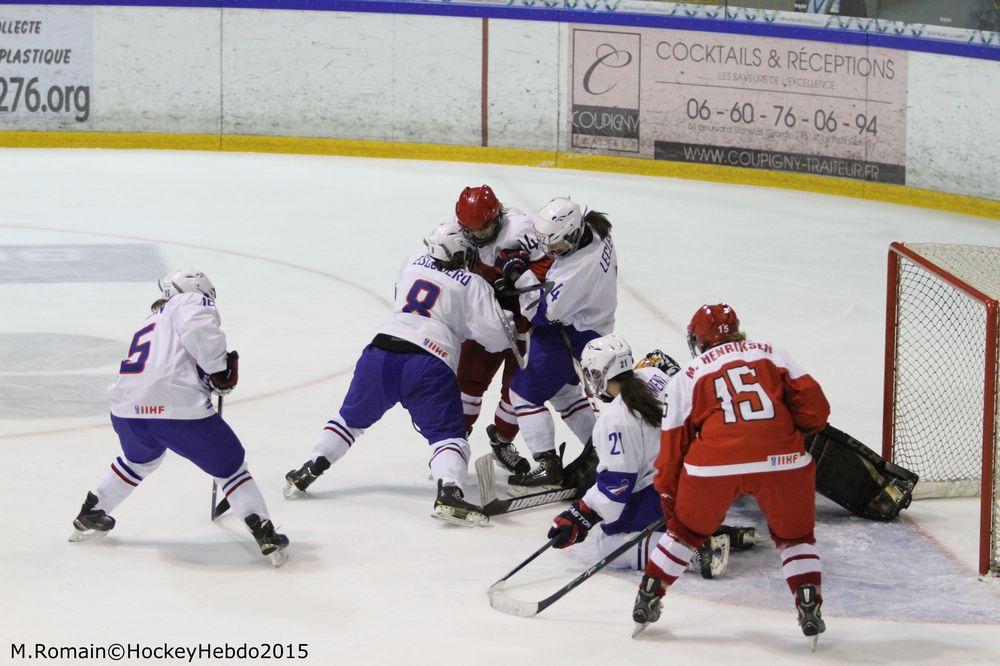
[0,1,996,207]
[0,7,92,127]
[570,27,909,184]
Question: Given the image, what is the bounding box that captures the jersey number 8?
[402,280,441,318]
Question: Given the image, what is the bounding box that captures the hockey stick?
[494,537,559,586]
[558,328,600,415]
[488,516,667,617]
[475,452,579,516]
[210,395,224,521]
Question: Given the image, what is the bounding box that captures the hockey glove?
[636,349,681,377]
[209,350,239,395]
[497,250,529,284]
[548,499,601,549]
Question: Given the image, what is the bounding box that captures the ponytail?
[584,210,612,240]
[616,371,662,428]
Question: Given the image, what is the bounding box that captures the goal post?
[883,242,999,577]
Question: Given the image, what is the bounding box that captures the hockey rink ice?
[2,148,999,664]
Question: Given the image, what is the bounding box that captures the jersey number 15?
[713,365,775,424]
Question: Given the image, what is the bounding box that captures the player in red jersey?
[632,304,831,648]
[454,185,552,475]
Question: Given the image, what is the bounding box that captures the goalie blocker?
[805,424,918,521]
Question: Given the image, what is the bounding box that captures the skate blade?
[283,482,305,500]
[632,622,651,638]
[431,506,489,527]
[268,549,289,568]
[68,528,109,543]
[809,635,818,652]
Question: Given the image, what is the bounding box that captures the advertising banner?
[0,8,93,127]
[570,25,909,184]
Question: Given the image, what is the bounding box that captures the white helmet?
[533,197,584,257]
[424,222,476,270]
[580,334,634,400]
[158,269,216,300]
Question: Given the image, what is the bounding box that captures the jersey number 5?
[402,280,441,318]
[120,324,156,375]
[713,365,775,424]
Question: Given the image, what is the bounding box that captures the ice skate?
[245,513,290,567]
[507,450,564,496]
[69,492,115,542]
[631,574,664,637]
[795,584,826,651]
[284,456,330,499]
[432,480,489,527]
[487,425,529,475]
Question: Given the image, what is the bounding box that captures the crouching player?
[284,223,515,527]
[633,304,830,647]
[545,336,745,577]
[69,270,289,565]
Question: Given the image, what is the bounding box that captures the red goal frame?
[882,242,999,576]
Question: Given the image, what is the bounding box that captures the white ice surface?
[1,149,999,664]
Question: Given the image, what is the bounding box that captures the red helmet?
[455,185,502,246]
[687,303,740,356]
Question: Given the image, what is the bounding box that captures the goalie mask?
[580,334,634,400]
[158,269,217,301]
[533,197,584,258]
[687,303,741,357]
[424,222,477,271]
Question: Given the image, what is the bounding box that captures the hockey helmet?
[455,185,502,247]
[424,222,477,271]
[581,333,634,400]
[533,197,584,258]
[687,304,740,357]
[158,269,217,301]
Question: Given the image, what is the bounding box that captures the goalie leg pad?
[805,425,919,521]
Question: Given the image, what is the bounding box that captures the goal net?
[883,242,999,576]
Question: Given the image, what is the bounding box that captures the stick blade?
[475,454,498,506]
[488,582,540,618]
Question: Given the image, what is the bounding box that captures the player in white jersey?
[284,222,514,526]
[546,336,747,576]
[454,185,552,476]
[69,270,289,565]
[505,197,618,494]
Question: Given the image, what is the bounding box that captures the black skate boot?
[284,456,330,499]
[795,584,826,651]
[432,480,489,527]
[507,450,564,496]
[69,492,115,542]
[245,513,290,567]
[487,425,529,475]
[631,574,665,637]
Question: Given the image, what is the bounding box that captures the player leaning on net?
[545,336,748,577]
[454,185,552,476]
[632,304,831,647]
[69,270,289,565]
[505,197,617,495]
[284,223,515,527]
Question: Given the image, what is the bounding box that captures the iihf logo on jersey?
[134,404,166,415]
[422,338,448,359]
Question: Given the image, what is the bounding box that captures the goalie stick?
[487,516,666,618]
[475,451,577,516]
[475,448,584,516]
